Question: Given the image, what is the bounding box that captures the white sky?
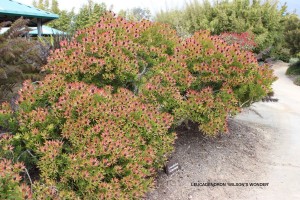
[13,0,300,15]
[15,0,188,14]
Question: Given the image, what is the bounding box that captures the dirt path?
[237,61,300,199]
[146,61,300,200]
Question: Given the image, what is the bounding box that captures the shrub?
[43,12,275,135]
[219,32,256,51]
[174,30,275,133]
[293,76,300,86]
[0,157,32,199]
[44,12,181,90]
[273,47,292,62]
[286,61,300,75]
[289,57,299,64]
[0,132,32,199]
[0,74,175,199]
[0,18,49,103]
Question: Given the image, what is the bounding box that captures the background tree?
[118,7,152,21]
[74,0,106,30]
[283,14,300,56]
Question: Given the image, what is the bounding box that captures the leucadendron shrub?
[0,74,175,199]
[0,157,32,200]
[175,30,275,133]
[43,12,275,135]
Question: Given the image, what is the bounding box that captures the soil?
[145,61,300,200]
[145,120,276,200]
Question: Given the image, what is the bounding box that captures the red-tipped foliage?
[44,12,275,135]
[0,74,175,199]
[219,32,257,51]
[0,158,32,199]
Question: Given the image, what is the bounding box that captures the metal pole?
[37,18,42,36]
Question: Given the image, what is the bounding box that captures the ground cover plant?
[0,12,276,198]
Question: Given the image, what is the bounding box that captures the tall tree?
[51,0,59,14]
[119,7,152,21]
[74,0,106,30]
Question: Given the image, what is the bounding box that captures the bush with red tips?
[43,12,275,135]
[0,74,176,199]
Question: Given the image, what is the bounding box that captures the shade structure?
[0,0,59,36]
[29,25,66,35]
[0,25,66,36]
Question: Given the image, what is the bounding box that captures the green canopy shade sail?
[0,25,66,36]
[29,25,66,35]
[0,0,59,36]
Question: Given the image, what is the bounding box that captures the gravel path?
[146,61,300,200]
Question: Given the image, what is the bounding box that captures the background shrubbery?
[0,18,49,103]
[283,14,300,57]
[155,0,294,60]
[283,14,300,81]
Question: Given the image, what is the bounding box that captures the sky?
[15,0,300,15]
[15,0,187,14]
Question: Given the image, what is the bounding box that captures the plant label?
[165,158,180,176]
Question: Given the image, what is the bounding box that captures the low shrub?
[293,76,300,86]
[289,57,299,64]
[0,74,175,199]
[173,30,275,133]
[286,61,300,75]
[0,157,32,199]
[272,47,291,63]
